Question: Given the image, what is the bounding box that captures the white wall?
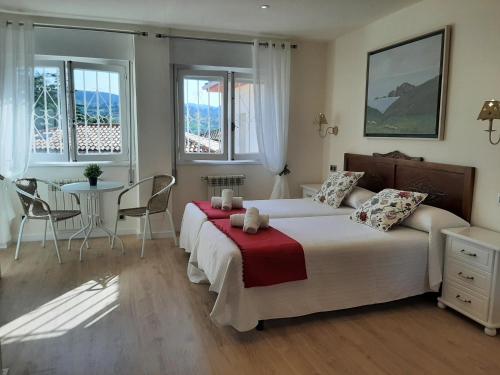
[323,0,500,230]
[170,38,252,68]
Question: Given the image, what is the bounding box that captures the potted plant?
[84,164,103,186]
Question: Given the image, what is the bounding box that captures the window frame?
[32,60,70,163]
[68,61,130,162]
[176,68,229,161]
[31,56,131,165]
[174,65,260,164]
[231,71,260,161]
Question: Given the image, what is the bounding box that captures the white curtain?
[0,21,35,248]
[252,40,291,199]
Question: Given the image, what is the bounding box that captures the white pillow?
[344,186,375,209]
[401,204,470,234]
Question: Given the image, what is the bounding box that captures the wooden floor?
[1,237,500,375]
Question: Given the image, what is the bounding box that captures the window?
[175,66,259,162]
[32,58,130,163]
[33,61,68,161]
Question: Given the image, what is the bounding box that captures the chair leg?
[166,209,178,247]
[148,215,153,240]
[111,210,119,249]
[41,220,47,248]
[141,211,150,258]
[48,217,62,264]
[15,216,28,260]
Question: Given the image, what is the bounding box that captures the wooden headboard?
[344,153,475,221]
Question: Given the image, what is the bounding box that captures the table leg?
[68,216,90,251]
[79,213,95,262]
[78,192,125,260]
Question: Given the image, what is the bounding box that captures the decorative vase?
[88,177,98,186]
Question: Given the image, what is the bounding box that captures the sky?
[184,78,222,107]
[73,69,120,95]
[367,33,442,112]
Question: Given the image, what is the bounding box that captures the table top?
[441,226,500,251]
[61,181,124,193]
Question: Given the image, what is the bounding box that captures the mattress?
[188,215,431,331]
[179,199,354,253]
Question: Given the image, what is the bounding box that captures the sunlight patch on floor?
[0,275,119,344]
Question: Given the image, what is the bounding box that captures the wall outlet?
[497,193,500,206]
[329,165,337,172]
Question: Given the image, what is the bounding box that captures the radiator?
[48,178,100,230]
[201,174,246,199]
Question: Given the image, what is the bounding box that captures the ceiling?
[0,0,421,40]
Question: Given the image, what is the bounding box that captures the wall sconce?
[477,99,500,145]
[316,113,338,138]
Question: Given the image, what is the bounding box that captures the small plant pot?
[88,177,98,186]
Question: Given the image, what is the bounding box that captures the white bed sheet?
[188,215,430,332]
[179,199,354,254]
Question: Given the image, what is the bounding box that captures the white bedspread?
[188,215,430,332]
[179,199,354,253]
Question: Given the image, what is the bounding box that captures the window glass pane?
[183,76,224,154]
[33,66,63,154]
[234,77,258,154]
[74,68,122,155]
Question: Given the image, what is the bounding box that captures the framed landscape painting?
[364,27,450,139]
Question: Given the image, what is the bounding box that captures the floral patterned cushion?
[349,189,427,231]
[313,171,365,208]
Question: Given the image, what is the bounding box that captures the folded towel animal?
[211,196,244,209]
[221,189,234,211]
[230,213,269,228]
[243,207,261,234]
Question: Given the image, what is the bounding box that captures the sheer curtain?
[252,40,291,199]
[0,21,35,248]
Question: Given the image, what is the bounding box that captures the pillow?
[349,188,427,231]
[313,171,364,208]
[344,186,376,209]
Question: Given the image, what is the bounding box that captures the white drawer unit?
[438,227,500,336]
[300,184,322,199]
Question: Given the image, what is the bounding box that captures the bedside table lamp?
[477,99,500,145]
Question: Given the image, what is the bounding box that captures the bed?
[188,153,475,331]
[180,197,356,254]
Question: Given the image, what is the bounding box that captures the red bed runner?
[193,200,246,220]
[211,219,307,288]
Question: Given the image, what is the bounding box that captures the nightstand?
[300,184,322,199]
[438,226,500,336]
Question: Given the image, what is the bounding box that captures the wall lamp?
[478,99,500,145]
[316,113,338,138]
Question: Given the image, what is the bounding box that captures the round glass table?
[61,181,124,261]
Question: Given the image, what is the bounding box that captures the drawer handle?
[456,294,472,304]
[458,272,475,281]
[460,249,477,257]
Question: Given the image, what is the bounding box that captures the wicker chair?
[113,175,177,258]
[14,178,86,263]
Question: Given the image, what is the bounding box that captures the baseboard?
[0,229,177,248]
[12,228,139,243]
[137,230,177,240]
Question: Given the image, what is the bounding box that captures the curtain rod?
[155,34,298,49]
[5,21,148,36]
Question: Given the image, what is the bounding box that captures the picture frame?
[363,26,451,139]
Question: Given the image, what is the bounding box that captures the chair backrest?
[149,175,175,212]
[15,178,47,217]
